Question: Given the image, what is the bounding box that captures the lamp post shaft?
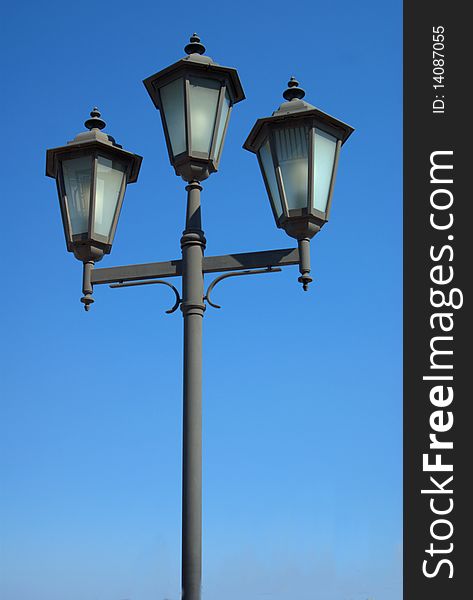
[180,181,206,600]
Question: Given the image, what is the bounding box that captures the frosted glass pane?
[259,140,283,217]
[161,78,186,156]
[274,126,309,210]
[94,156,126,238]
[214,89,230,160]
[189,77,220,154]
[313,129,337,212]
[62,156,92,235]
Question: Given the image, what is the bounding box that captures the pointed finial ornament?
[81,294,94,311]
[84,107,106,131]
[184,33,206,55]
[283,77,306,101]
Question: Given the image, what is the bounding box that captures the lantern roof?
[143,34,245,108]
[46,108,142,183]
[243,77,354,153]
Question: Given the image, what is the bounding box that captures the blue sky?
[0,1,402,599]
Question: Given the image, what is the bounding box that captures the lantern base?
[173,156,216,183]
[279,215,324,241]
[70,243,109,263]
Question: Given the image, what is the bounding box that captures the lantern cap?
[273,76,317,116]
[243,77,354,154]
[67,107,124,148]
[143,34,245,108]
[45,107,142,183]
[182,33,214,66]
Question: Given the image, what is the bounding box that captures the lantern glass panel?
[258,139,283,218]
[94,156,126,238]
[313,128,337,212]
[188,76,220,154]
[62,155,93,235]
[160,78,186,156]
[273,126,310,209]
[214,88,231,160]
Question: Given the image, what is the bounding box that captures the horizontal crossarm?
[202,247,299,274]
[91,247,299,286]
[91,259,182,285]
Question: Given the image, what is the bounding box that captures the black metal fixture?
[46,108,142,309]
[244,76,354,289]
[45,35,353,600]
[143,33,244,182]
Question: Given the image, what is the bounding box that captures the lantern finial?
[84,107,106,131]
[283,77,306,101]
[185,33,206,56]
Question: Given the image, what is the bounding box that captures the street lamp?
[244,76,354,289]
[143,34,245,182]
[46,108,142,309]
[45,35,353,600]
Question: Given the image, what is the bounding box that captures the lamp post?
[45,34,353,600]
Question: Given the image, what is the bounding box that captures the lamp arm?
[87,244,315,308]
[90,247,300,286]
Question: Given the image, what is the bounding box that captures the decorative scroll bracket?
[204,267,281,309]
[109,279,181,314]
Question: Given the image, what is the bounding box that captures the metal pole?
[180,181,206,600]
